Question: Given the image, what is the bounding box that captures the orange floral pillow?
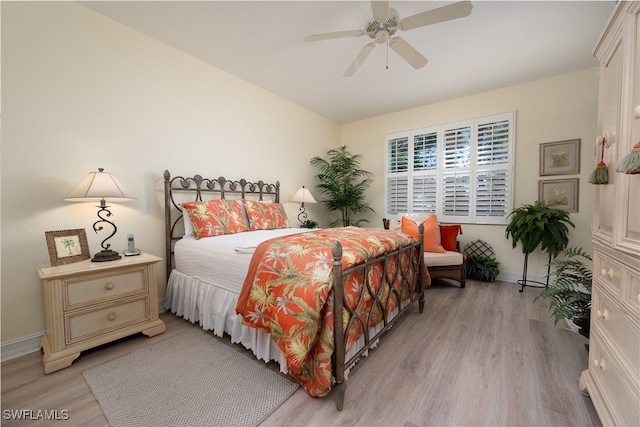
[242,200,289,230]
[401,215,445,253]
[182,199,249,239]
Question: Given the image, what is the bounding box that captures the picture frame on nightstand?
[44,229,90,266]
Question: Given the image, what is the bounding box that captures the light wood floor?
[2,279,601,426]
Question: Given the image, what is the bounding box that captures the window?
[385,112,514,225]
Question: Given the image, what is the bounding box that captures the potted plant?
[310,145,374,227]
[300,219,319,229]
[465,255,500,282]
[504,200,575,291]
[536,247,592,339]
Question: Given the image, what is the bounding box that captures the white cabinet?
[580,3,640,426]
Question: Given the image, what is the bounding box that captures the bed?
[163,170,428,410]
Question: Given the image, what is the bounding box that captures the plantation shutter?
[384,112,514,224]
[386,135,409,215]
[412,131,438,214]
[441,124,472,221]
[474,115,513,223]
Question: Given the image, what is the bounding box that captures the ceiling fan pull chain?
[386,41,389,70]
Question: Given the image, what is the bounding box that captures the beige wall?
[1,2,599,353]
[1,2,337,344]
[340,68,598,282]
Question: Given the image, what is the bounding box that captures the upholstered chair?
[383,217,466,288]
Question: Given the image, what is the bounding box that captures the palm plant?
[536,247,592,338]
[310,145,374,227]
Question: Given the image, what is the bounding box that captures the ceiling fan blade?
[371,0,389,23]
[399,1,473,31]
[344,42,376,77]
[304,30,365,42]
[389,37,428,69]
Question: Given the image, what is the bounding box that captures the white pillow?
[182,210,193,237]
[387,219,401,231]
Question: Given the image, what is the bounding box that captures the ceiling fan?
[304,1,473,76]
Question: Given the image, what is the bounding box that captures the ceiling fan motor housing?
[366,8,399,43]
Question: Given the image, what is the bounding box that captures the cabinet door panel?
[593,40,623,242]
[616,11,640,253]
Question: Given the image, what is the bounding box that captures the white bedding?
[174,228,309,293]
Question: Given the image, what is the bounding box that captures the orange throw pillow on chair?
[401,215,445,253]
[439,224,462,252]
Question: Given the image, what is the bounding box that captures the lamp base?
[91,249,122,262]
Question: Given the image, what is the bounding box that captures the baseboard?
[1,332,43,362]
[2,299,168,363]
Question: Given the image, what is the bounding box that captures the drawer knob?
[607,268,615,279]
[105,282,115,290]
[593,359,606,370]
[600,268,607,277]
[107,312,116,321]
[596,309,609,321]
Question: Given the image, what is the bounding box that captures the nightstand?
[37,252,166,374]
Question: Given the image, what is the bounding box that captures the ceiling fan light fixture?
[375,29,389,44]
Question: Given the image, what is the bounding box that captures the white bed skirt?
[164,269,290,373]
[165,269,404,379]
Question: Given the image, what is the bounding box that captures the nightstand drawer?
[66,298,148,344]
[65,269,146,309]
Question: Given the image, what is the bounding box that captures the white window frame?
[384,112,515,225]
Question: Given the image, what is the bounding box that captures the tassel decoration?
[589,136,609,184]
[616,140,640,174]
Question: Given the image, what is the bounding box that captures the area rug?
[83,328,299,427]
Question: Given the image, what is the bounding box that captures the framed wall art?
[539,139,581,176]
[538,178,579,213]
[44,229,90,266]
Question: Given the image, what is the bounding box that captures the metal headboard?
[163,169,280,281]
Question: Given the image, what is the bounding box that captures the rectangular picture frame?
[45,229,90,266]
[538,178,579,213]
[539,139,581,176]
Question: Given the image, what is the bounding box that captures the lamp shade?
[291,186,317,204]
[65,168,135,202]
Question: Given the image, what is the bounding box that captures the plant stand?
[517,252,551,292]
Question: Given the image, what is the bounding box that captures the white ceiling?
[81,1,616,124]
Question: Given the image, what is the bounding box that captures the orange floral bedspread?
[235,226,426,397]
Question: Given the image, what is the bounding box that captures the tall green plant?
[505,200,575,258]
[310,145,374,227]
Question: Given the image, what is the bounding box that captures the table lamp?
[65,168,135,262]
[291,186,317,225]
